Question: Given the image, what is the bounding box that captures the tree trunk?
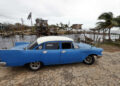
[119,34,120,40]
[103,29,105,42]
[93,31,95,42]
[108,28,111,41]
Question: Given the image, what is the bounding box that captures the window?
[45,42,59,49]
[27,41,38,49]
[37,44,44,50]
[62,42,73,49]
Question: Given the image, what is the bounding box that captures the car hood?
[76,42,93,49]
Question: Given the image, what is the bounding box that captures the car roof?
[37,36,73,44]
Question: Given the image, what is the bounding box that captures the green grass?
[101,41,120,47]
[94,41,120,48]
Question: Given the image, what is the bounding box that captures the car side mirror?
[38,46,43,49]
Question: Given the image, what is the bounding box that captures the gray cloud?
[0,0,120,28]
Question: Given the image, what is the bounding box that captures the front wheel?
[28,62,42,71]
[83,55,95,65]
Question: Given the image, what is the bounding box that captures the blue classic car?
[0,36,103,71]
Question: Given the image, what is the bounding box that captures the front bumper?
[0,62,6,66]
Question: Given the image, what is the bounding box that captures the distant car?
[0,36,103,71]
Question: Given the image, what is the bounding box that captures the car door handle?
[61,50,66,53]
[43,51,47,54]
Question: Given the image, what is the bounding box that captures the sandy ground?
[0,51,120,86]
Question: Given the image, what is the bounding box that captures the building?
[71,24,83,29]
[35,18,49,36]
[36,19,48,27]
[0,23,5,30]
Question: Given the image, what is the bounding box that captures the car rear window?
[62,42,73,49]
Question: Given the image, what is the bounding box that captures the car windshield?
[27,40,38,49]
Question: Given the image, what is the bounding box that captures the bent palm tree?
[96,22,108,42]
[98,12,114,41]
[113,16,120,27]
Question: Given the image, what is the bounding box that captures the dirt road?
[0,52,120,86]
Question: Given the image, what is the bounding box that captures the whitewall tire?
[28,62,42,71]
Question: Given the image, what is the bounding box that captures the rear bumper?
[0,62,6,66]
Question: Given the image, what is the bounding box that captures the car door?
[60,42,81,64]
[41,42,61,65]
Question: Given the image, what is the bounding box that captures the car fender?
[79,48,103,61]
[0,50,43,66]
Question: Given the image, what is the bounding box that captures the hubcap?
[84,56,93,63]
[30,62,41,70]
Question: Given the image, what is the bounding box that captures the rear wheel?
[83,55,95,65]
[28,62,42,71]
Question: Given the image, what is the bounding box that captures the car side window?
[36,44,44,50]
[62,42,73,49]
[45,42,59,50]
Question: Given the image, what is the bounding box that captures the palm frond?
[98,12,113,21]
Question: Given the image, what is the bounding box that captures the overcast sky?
[0,0,120,29]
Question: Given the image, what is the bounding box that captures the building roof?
[37,36,73,44]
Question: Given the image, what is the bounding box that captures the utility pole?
[21,18,24,35]
[27,12,34,33]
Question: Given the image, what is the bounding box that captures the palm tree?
[60,22,64,29]
[113,16,120,40]
[112,16,120,27]
[98,12,114,41]
[96,21,108,42]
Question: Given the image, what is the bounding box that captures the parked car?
[0,36,103,71]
